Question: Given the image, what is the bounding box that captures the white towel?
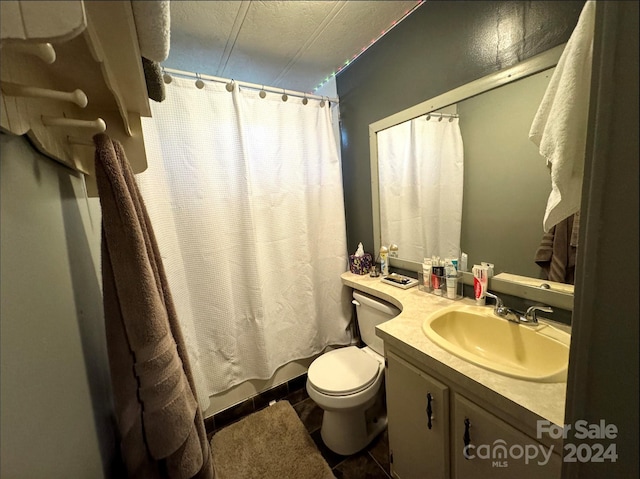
[529,1,595,233]
[131,0,171,62]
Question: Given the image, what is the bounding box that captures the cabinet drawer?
[387,351,450,479]
[452,393,561,479]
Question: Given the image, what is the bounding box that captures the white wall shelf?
[0,0,151,196]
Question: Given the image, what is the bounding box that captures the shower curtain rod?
[163,67,339,104]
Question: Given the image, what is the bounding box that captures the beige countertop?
[341,271,568,430]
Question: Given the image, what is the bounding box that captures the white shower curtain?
[377,116,464,262]
[137,77,352,408]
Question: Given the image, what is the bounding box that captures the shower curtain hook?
[438,115,443,122]
[302,94,308,105]
[449,116,455,122]
[226,79,235,92]
[319,96,326,108]
[259,85,266,98]
[162,67,172,84]
[281,88,288,102]
[195,73,205,89]
[426,114,431,121]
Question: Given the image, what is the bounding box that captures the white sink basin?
[422,304,570,382]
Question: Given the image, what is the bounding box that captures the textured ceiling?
[165,1,422,93]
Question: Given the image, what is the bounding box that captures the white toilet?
[306,290,400,455]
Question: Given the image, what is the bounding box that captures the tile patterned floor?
[295,397,392,479]
[207,374,392,478]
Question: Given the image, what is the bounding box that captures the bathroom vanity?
[341,272,569,479]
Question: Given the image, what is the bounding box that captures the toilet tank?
[353,290,400,355]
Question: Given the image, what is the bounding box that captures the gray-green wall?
[0,135,120,478]
[337,1,639,476]
[336,0,585,255]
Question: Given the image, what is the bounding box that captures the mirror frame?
[369,43,574,311]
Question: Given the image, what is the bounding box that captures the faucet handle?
[484,291,503,308]
[525,305,553,323]
[485,292,510,317]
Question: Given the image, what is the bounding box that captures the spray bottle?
[379,246,389,276]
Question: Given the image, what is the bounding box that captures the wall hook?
[5,42,56,64]
[42,116,106,132]
[1,82,88,107]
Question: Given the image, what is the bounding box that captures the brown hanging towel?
[94,133,214,479]
[534,213,578,285]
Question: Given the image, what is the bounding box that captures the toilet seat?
[308,346,382,396]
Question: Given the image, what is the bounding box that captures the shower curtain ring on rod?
[195,73,205,89]
[320,96,326,108]
[281,89,288,102]
[259,85,266,98]
[302,94,308,105]
[162,67,172,84]
[226,79,235,92]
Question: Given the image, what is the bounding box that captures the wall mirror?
[370,44,575,310]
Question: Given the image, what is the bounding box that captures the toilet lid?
[308,346,381,396]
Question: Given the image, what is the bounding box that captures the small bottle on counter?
[379,246,389,276]
[422,258,432,291]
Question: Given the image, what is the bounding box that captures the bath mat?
[210,400,335,479]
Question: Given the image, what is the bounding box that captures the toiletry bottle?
[460,252,468,272]
[445,261,458,299]
[429,256,438,292]
[369,264,380,277]
[379,246,389,276]
[432,259,444,295]
[422,258,432,291]
[446,257,459,272]
[389,243,399,258]
[438,261,446,294]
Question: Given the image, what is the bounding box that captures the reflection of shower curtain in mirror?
[378,117,464,261]
[136,77,352,409]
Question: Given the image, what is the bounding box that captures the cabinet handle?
[463,418,472,459]
[426,393,433,429]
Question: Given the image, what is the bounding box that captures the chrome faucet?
[523,305,554,324]
[484,292,554,325]
[484,292,520,322]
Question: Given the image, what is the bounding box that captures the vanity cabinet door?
[386,351,450,479]
[451,394,561,479]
